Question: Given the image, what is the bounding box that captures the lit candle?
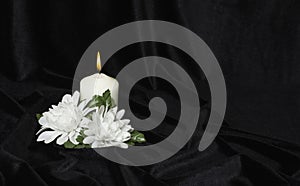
[80,51,119,104]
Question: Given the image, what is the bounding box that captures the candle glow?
[97,51,101,72]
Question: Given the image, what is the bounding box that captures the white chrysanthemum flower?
[83,105,133,149]
[36,91,95,145]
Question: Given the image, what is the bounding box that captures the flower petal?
[80,117,91,128]
[116,109,125,120]
[72,91,80,105]
[37,131,62,144]
[84,129,94,136]
[120,119,130,126]
[82,107,96,116]
[69,132,79,145]
[78,99,87,110]
[91,141,105,148]
[36,127,48,135]
[110,106,118,115]
[98,106,105,115]
[83,136,95,144]
[104,112,115,123]
[62,94,72,103]
[56,133,68,145]
[116,142,128,149]
[38,116,48,126]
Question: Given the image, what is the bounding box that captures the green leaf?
[79,130,86,137]
[76,135,84,143]
[36,113,43,120]
[87,95,101,108]
[64,141,75,148]
[126,140,135,146]
[74,144,85,149]
[102,89,110,100]
[87,89,115,110]
[110,99,116,108]
[84,144,91,148]
[130,130,146,143]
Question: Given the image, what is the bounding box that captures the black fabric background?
[0,0,300,185]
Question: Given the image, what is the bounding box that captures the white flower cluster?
[83,106,133,148]
[36,91,133,149]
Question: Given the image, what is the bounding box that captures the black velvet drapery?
[0,0,300,185]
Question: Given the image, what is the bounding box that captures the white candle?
[80,52,119,104]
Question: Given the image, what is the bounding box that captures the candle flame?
[96,51,101,72]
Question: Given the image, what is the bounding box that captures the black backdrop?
[1,0,300,185]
